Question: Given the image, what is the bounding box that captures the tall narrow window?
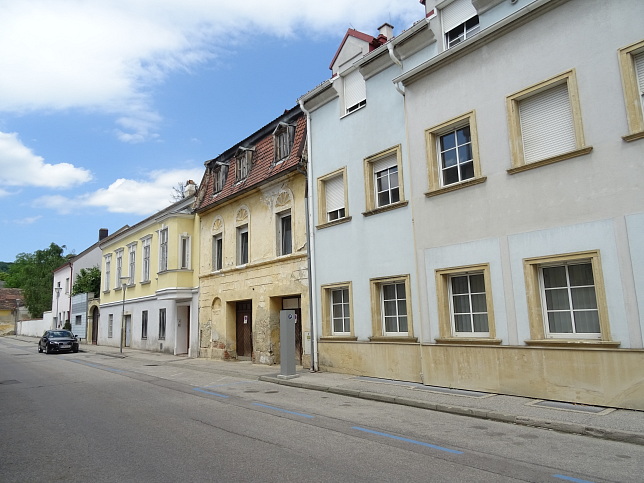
[273,123,295,163]
[104,255,111,291]
[159,308,166,340]
[439,126,474,186]
[278,212,292,256]
[180,235,190,269]
[364,147,405,214]
[343,69,366,114]
[331,288,351,334]
[450,273,489,335]
[213,163,228,193]
[65,277,70,294]
[159,228,168,272]
[115,249,123,285]
[142,237,151,282]
[373,154,399,208]
[141,310,148,339]
[382,282,408,335]
[618,40,644,140]
[108,314,113,338]
[128,244,136,285]
[237,225,249,265]
[212,234,223,271]
[235,149,253,181]
[325,174,346,221]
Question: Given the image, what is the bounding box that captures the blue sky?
[0,1,423,262]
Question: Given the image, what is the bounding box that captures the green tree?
[72,266,101,296]
[4,243,67,317]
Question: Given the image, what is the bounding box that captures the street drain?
[526,399,615,414]
[145,364,159,366]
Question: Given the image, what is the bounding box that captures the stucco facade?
[99,196,199,357]
[302,0,644,409]
[196,107,310,366]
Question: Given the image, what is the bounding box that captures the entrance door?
[176,305,190,356]
[235,301,253,360]
[91,307,99,345]
[125,315,131,347]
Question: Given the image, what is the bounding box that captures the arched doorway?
[91,306,99,345]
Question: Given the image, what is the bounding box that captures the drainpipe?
[298,98,318,372]
[387,43,405,97]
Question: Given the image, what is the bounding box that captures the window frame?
[342,68,366,115]
[363,145,407,216]
[317,167,350,229]
[127,242,137,285]
[277,211,292,256]
[237,224,249,266]
[108,314,113,338]
[273,123,295,163]
[212,233,223,272]
[159,227,168,272]
[103,254,112,292]
[441,0,479,50]
[522,251,616,347]
[369,274,416,341]
[425,111,486,196]
[618,39,644,141]
[435,264,499,344]
[213,163,229,193]
[235,149,253,182]
[141,236,151,283]
[115,249,123,287]
[179,234,191,270]
[159,308,166,340]
[506,69,591,174]
[321,282,355,339]
[141,310,148,339]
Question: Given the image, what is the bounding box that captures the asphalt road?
[1,337,642,483]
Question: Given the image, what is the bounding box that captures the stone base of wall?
[318,341,644,410]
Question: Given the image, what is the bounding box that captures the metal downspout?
[298,98,318,372]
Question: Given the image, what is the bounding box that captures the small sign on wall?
[303,331,311,355]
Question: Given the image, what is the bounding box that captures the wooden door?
[235,301,253,359]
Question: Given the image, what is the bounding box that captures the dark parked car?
[38,330,79,354]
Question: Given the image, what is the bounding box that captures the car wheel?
[38,344,43,353]
[45,344,51,354]
[72,347,79,353]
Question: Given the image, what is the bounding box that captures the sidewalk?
[11,336,644,446]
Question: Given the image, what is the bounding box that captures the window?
[115,249,123,286]
[128,244,136,285]
[435,264,497,342]
[75,315,82,326]
[618,40,644,141]
[141,236,151,282]
[425,111,485,195]
[277,212,292,256]
[343,69,366,114]
[369,275,414,339]
[159,228,168,272]
[363,146,406,215]
[523,251,615,345]
[237,225,249,266]
[141,310,148,339]
[180,235,190,269]
[104,255,111,291]
[212,234,223,271]
[506,70,591,173]
[213,162,229,193]
[317,168,349,227]
[235,148,253,182]
[321,282,354,338]
[441,0,479,49]
[65,277,70,294]
[159,308,166,340]
[273,123,295,162]
[108,314,113,338]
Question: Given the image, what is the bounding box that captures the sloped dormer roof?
[195,106,306,214]
[329,28,387,74]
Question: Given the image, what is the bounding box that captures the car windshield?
[50,331,73,338]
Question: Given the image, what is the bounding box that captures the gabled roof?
[328,28,383,71]
[195,106,307,213]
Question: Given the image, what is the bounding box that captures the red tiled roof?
[196,107,307,213]
[328,28,383,71]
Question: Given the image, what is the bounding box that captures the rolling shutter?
[325,175,344,214]
[442,0,477,33]
[344,69,366,111]
[635,52,644,113]
[518,83,576,164]
[372,153,397,174]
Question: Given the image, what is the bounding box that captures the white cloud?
[0,132,92,188]
[15,216,43,225]
[0,1,422,141]
[33,168,204,215]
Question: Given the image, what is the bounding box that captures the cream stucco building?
[195,106,310,366]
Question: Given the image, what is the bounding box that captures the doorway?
[125,314,131,347]
[235,300,253,360]
[91,306,99,345]
[176,305,190,356]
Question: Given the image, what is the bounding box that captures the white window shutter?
[372,153,397,174]
[344,69,366,111]
[325,175,344,213]
[518,83,576,164]
[635,52,644,93]
[442,0,477,33]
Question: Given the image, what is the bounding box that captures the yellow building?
[98,190,199,356]
[195,106,310,366]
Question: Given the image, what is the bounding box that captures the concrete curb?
[259,375,644,446]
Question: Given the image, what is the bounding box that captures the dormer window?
[235,148,254,182]
[343,69,366,114]
[273,123,295,163]
[213,162,228,193]
[441,0,480,49]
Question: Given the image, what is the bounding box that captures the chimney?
[378,23,394,41]
[185,180,197,197]
[99,228,109,241]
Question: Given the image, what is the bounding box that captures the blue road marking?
[352,426,463,454]
[553,475,595,483]
[252,403,314,418]
[193,388,229,398]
